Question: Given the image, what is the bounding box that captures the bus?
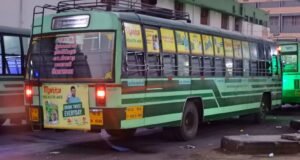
[26,0,281,140]
[0,26,30,126]
[278,42,300,105]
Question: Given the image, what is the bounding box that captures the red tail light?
[25,85,33,104]
[96,86,106,106]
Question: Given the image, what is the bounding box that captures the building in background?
[0,0,269,39]
[239,0,300,41]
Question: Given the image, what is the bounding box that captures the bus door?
[279,44,299,102]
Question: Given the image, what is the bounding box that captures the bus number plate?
[126,106,143,120]
[30,107,39,122]
[90,111,103,126]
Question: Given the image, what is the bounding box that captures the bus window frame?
[144,25,163,77]
[0,33,28,76]
[232,40,243,77]
[280,52,298,73]
[28,30,117,83]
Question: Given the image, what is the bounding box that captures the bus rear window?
[281,54,297,72]
[28,32,115,81]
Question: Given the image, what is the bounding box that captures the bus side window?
[160,28,177,77]
[213,36,225,77]
[147,54,161,77]
[233,40,243,76]
[203,35,215,76]
[258,43,266,76]
[123,22,146,78]
[191,56,203,76]
[163,54,176,77]
[243,60,250,77]
[203,56,214,76]
[215,57,225,77]
[175,30,190,77]
[225,58,233,77]
[224,38,233,77]
[189,32,203,77]
[242,41,250,76]
[250,43,258,76]
[124,52,145,77]
[3,35,22,75]
[144,27,162,77]
[177,54,190,77]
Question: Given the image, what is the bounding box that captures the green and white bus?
[26,0,281,140]
[0,26,30,126]
[278,42,300,105]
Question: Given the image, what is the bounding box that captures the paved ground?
[1,106,300,160]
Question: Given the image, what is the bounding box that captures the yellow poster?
[160,28,176,53]
[145,28,160,53]
[213,37,224,57]
[175,30,190,54]
[42,84,90,130]
[233,40,242,59]
[242,41,250,59]
[124,23,144,51]
[189,33,203,55]
[224,38,233,57]
[202,35,214,56]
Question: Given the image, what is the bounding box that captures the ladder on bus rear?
[30,5,57,131]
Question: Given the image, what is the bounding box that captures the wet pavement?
[1,106,300,160]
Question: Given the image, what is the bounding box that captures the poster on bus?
[189,33,203,55]
[202,35,214,56]
[213,36,224,57]
[145,28,160,53]
[160,28,176,53]
[42,84,90,130]
[224,38,234,57]
[124,23,144,51]
[175,30,190,54]
[233,40,242,59]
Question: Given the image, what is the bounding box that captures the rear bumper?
[26,105,126,131]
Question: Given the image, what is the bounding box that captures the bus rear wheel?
[254,94,271,123]
[105,129,136,138]
[174,102,199,141]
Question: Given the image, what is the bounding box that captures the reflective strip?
[204,102,260,116]
[0,106,25,114]
[121,112,182,129]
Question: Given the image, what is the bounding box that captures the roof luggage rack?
[31,0,191,36]
[54,0,191,22]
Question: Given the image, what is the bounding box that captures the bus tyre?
[254,95,270,124]
[175,102,199,141]
[105,129,136,138]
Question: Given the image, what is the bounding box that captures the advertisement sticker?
[42,84,90,130]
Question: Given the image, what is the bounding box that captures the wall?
[209,10,222,28]
[156,0,174,10]
[0,0,61,29]
[185,3,201,25]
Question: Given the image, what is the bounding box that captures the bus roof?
[34,10,273,44]
[0,25,30,36]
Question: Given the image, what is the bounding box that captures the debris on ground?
[49,151,60,155]
[179,145,196,149]
[268,153,274,157]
